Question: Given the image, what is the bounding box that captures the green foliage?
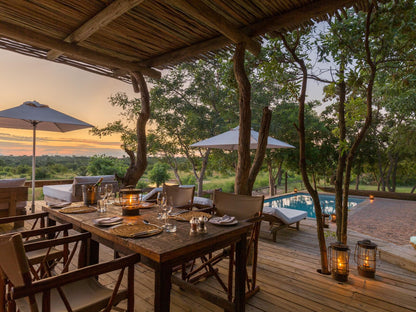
[136,179,149,189]
[86,155,128,177]
[148,162,170,187]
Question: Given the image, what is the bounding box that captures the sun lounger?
[263,206,307,242]
[411,237,416,249]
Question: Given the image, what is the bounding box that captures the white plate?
[93,217,123,227]
[209,217,238,226]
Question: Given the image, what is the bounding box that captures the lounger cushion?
[193,196,213,207]
[43,184,74,202]
[263,206,307,224]
[142,187,162,201]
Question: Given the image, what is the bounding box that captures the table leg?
[88,237,100,266]
[234,233,247,312]
[154,262,172,312]
[46,218,56,239]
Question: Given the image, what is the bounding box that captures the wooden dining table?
[43,203,251,312]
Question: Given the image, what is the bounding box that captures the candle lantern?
[355,239,377,278]
[329,242,350,282]
[120,188,142,216]
[294,188,298,193]
[369,194,374,201]
[330,213,337,223]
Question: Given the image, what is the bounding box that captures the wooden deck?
[96,223,416,312]
[26,201,416,311]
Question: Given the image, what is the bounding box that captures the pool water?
[264,193,365,218]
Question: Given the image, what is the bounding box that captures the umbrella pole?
[31,123,37,213]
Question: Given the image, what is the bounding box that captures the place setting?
[209,215,238,226]
[109,220,163,238]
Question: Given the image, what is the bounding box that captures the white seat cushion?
[263,206,307,224]
[43,184,73,202]
[142,187,162,201]
[193,196,213,207]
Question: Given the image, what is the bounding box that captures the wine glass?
[156,192,165,220]
[105,184,114,202]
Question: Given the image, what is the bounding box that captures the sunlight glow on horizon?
[0,49,137,157]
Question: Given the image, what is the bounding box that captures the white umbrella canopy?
[190,126,295,150]
[0,101,93,212]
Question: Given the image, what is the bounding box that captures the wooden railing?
[24,179,73,188]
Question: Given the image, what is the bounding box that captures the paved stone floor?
[348,197,416,245]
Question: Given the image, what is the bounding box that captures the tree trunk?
[121,71,149,187]
[234,43,252,195]
[355,173,360,190]
[340,6,375,244]
[335,60,347,242]
[267,160,276,197]
[248,107,272,194]
[280,33,329,274]
[196,149,211,196]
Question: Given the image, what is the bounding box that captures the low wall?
[318,186,416,201]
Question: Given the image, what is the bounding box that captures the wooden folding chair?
[0,232,139,312]
[163,184,195,210]
[181,190,264,302]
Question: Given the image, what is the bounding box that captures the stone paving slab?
[348,197,416,246]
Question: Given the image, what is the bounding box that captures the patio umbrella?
[190,126,295,150]
[0,101,93,212]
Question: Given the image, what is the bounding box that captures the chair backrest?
[163,184,195,208]
[0,233,31,288]
[0,186,28,218]
[213,191,264,221]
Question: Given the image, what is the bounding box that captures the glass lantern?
[329,242,350,282]
[120,188,141,216]
[355,239,377,278]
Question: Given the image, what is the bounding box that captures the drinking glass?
[163,205,174,231]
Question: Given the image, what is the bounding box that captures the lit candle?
[337,258,344,270]
[364,256,369,268]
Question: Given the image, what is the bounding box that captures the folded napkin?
[98,217,123,225]
[131,229,160,237]
[219,215,235,224]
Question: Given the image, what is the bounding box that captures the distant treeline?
[0,155,182,184]
[0,155,130,180]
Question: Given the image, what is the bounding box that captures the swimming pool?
[264,193,365,218]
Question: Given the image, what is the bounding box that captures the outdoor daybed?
[263,205,307,242]
[43,175,118,204]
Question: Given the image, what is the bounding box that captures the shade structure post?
[31,122,37,212]
[0,101,94,213]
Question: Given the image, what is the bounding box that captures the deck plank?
[21,201,416,311]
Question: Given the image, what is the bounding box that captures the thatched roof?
[0,0,369,84]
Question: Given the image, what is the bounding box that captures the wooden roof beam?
[164,0,261,56]
[142,0,359,68]
[47,0,144,60]
[0,20,161,80]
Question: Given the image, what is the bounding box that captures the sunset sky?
[0,49,137,157]
[0,48,324,158]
